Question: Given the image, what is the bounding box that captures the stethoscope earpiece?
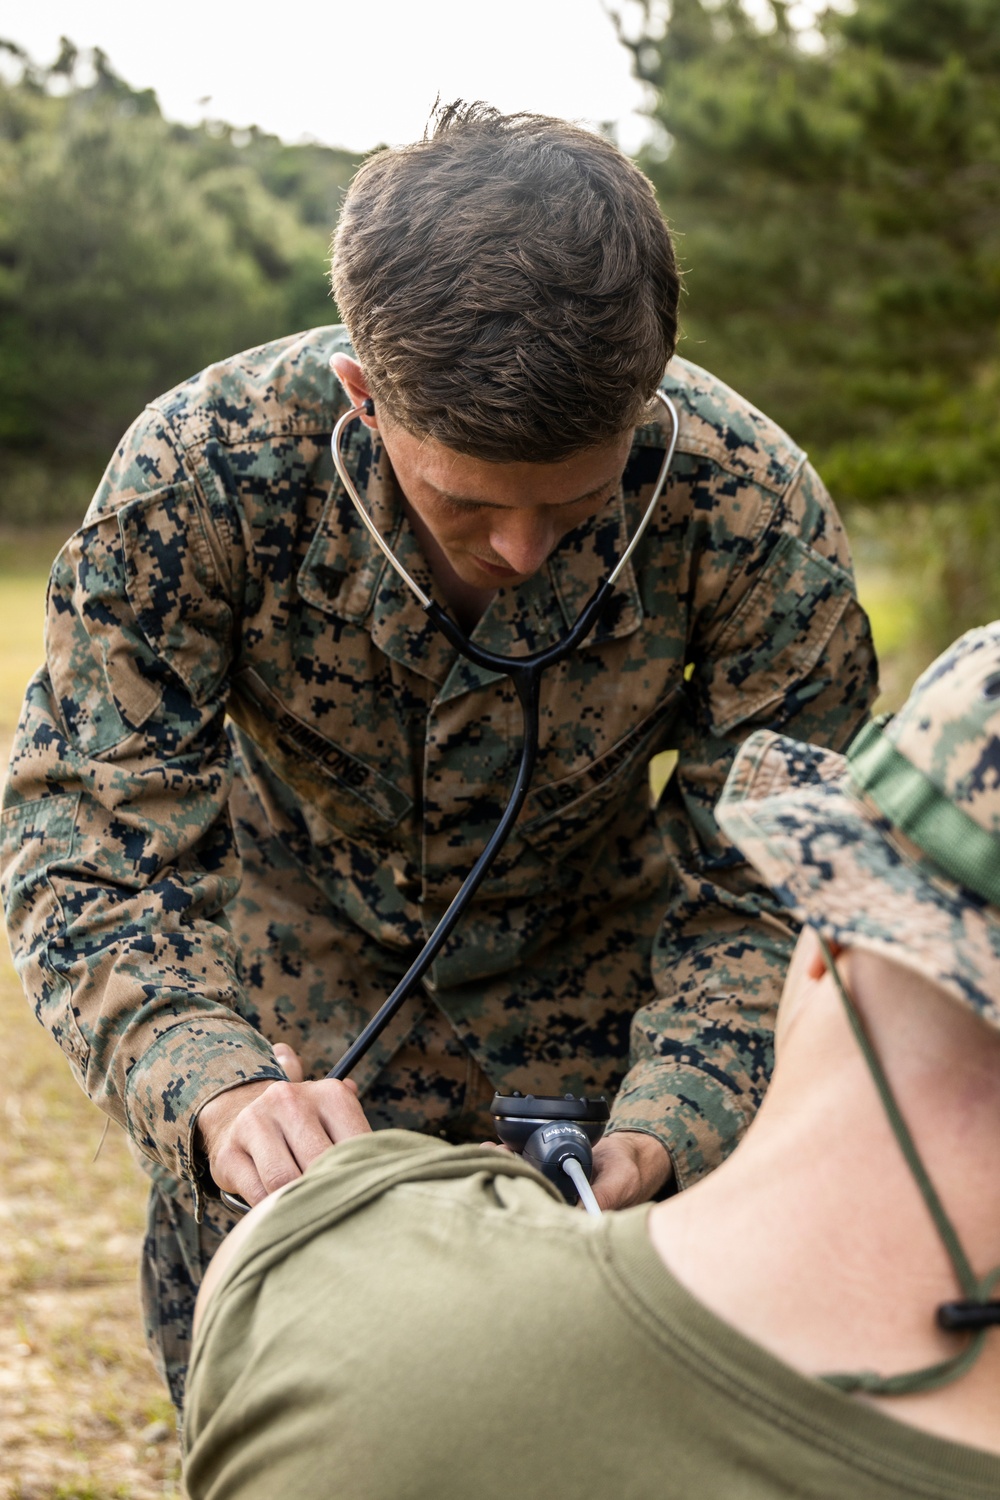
[363,397,375,418]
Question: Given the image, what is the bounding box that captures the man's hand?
[197,1044,371,1207]
[589,1131,673,1210]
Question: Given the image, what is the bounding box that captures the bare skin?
[648,930,1000,1454]
[195,358,671,1210]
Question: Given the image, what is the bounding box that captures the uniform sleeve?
[608,459,878,1187]
[0,411,284,1193]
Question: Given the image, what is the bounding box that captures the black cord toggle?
[936,1300,1000,1332]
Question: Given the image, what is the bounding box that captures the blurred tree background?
[0,38,358,524]
[1,10,998,669]
[619,0,1000,667]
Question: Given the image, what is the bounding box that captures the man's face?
[377,415,635,591]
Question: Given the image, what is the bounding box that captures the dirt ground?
[1,556,183,1498]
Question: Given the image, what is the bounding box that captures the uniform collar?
[298,423,646,698]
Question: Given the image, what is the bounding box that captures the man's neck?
[649,957,1000,1454]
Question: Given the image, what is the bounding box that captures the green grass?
[854,551,936,714]
[0,575,47,740]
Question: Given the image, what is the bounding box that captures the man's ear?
[805,929,845,981]
[330,354,378,429]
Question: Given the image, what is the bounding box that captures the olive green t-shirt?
[183,1133,1000,1500]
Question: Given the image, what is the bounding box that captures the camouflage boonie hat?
[717,623,1000,1027]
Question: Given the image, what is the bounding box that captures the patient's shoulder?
[197,1131,567,1326]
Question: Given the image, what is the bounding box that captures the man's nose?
[489,511,556,576]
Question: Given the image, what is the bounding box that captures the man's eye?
[569,492,614,512]
[444,499,485,514]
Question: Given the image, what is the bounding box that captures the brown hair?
[331,102,679,463]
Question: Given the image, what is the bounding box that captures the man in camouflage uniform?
[0,105,876,1408]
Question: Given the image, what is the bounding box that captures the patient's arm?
[194,1183,295,1337]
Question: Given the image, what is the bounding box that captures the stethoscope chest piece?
[491,1091,609,1213]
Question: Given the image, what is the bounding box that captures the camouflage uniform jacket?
[0,327,877,1201]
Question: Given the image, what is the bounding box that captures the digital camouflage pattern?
[1,326,876,1403]
[717,622,1000,1029]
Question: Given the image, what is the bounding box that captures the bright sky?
[7,0,659,155]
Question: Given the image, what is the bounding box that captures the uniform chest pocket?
[228,667,412,843]
[519,691,681,865]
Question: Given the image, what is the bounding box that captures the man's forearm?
[590,1130,673,1209]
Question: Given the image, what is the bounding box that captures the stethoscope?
[220,391,678,1216]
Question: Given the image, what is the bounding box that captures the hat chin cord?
[816,934,1000,1398]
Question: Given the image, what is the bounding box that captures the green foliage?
[0,42,359,521]
[623,0,1000,647]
